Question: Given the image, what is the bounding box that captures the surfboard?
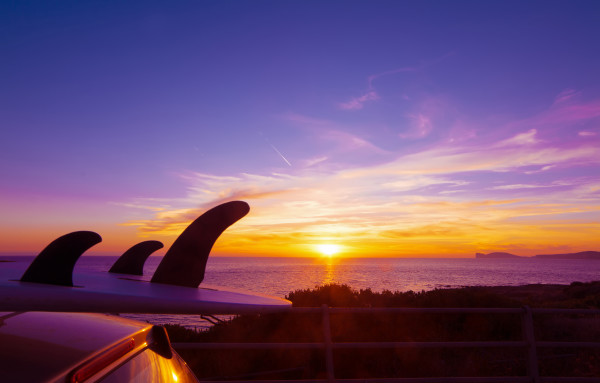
[109,240,164,275]
[0,201,291,315]
[0,262,290,314]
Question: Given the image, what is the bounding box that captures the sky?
[1,1,599,257]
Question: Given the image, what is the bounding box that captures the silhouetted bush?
[166,282,600,380]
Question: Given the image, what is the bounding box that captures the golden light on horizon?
[315,243,342,257]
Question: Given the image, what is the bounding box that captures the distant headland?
[476,251,600,259]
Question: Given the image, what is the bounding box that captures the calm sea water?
[4,256,600,329]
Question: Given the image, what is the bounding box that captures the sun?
[315,244,342,257]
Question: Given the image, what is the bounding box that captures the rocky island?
[475,252,524,259]
[476,251,600,259]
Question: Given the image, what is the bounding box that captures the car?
[0,311,199,383]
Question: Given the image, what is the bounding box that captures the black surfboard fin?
[20,231,102,286]
[151,200,250,288]
[109,240,164,275]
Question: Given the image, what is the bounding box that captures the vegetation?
[165,282,600,380]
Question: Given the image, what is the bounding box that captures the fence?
[172,306,600,383]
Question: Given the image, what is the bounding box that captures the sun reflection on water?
[322,260,337,285]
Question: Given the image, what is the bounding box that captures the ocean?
[4,255,600,329]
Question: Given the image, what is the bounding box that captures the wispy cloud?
[554,89,580,105]
[365,141,598,177]
[579,131,597,137]
[338,91,379,110]
[302,156,329,167]
[282,112,392,164]
[318,129,389,155]
[338,55,454,113]
[338,66,417,111]
[110,201,167,212]
[524,165,555,174]
[495,129,540,147]
[400,113,433,139]
[509,91,600,133]
[490,181,571,190]
[366,66,418,89]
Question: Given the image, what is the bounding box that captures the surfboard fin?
[20,231,102,286]
[109,240,164,275]
[151,200,250,288]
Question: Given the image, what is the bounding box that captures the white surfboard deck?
[0,261,291,315]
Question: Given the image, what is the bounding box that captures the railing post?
[321,304,335,383]
[522,305,540,383]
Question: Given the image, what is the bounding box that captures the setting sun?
[315,244,342,257]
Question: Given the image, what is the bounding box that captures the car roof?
[0,311,152,382]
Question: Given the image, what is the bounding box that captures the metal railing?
[172,305,600,383]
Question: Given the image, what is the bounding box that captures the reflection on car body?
[0,311,198,383]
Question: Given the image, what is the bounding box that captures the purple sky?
[2,1,599,256]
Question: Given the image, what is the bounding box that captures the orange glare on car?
[69,338,135,383]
